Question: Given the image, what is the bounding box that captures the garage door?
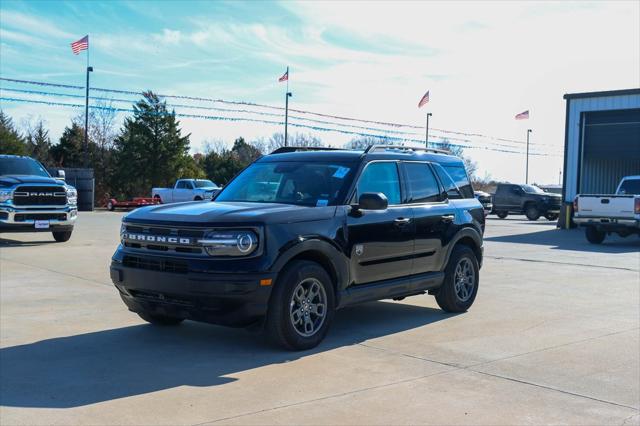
[580,108,640,194]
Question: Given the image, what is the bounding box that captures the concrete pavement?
[1,212,638,425]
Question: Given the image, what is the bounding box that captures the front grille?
[13,186,66,206]
[123,255,188,274]
[128,289,195,306]
[14,213,67,222]
[122,223,206,256]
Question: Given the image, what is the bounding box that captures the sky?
[1,0,639,184]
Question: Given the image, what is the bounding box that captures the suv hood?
[0,175,64,187]
[124,201,337,225]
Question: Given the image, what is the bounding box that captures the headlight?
[199,229,259,257]
[66,187,78,205]
[0,189,12,203]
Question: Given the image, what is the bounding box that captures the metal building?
[561,88,640,225]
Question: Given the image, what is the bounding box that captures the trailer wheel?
[107,200,115,211]
[154,195,162,204]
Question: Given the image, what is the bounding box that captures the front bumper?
[110,254,276,327]
[0,205,77,232]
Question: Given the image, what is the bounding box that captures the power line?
[0,95,559,156]
[0,77,558,148]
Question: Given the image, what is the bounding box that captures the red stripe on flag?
[418,90,429,108]
[71,35,89,55]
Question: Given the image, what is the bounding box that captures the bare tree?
[345,135,396,150]
[439,138,478,179]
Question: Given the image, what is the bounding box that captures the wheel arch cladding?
[444,228,483,269]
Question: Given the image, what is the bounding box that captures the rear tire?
[137,311,184,326]
[153,195,162,204]
[52,230,72,242]
[525,205,540,221]
[435,245,479,313]
[496,211,508,219]
[265,260,335,351]
[585,226,606,244]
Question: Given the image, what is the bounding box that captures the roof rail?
[364,145,450,155]
[270,146,344,154]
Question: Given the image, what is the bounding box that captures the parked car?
[573,175,640,244]
[111,145,485,350]
[152,179,220,203]
[0,155,77,242]
[474,191,493,216]
[492,183,562,221]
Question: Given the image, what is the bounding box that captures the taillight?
[573,197,579,212]
[634,198,640,215]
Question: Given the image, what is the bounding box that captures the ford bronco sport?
[111,145,485,350]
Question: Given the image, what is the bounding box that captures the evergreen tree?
[51,123,85,167]
[26,120,52,164]
[113,91,193,198]
[0,111,27,155]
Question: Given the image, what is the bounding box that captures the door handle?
[394,217,411,225]
[441,214,455,222]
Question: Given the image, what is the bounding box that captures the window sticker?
[332,167,350,179]
[316,199,329,207]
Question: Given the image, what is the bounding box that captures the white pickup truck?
[573,176,640,244]
[152,179,220,204]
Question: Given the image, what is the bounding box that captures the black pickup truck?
[492,183,562,221]
[111,146,485,350]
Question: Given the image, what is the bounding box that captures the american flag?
[418,90,430,108]
[515,110,530,120]
[278,67,289,82]
[71,35,89,55]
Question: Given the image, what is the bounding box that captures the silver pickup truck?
[152,179,220,204]
[0,155,78,242]
[573,176,640,244]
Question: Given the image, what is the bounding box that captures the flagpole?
[425,112,432,148]
[83,36,92,168]
[526,129,532,184]
[284,66,291,147]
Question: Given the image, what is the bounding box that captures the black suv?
[491,183,562,221]
[111,146,485,350]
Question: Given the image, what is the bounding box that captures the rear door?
[346,161,415,285]
[403,161,457,275]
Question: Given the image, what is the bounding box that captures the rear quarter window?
[441,164,474,198]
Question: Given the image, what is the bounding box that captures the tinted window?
[0,157,50,177]
[217,162,354,206]
[194,180,217,188]
[433,163,462,199]
[176,181,187,189]
[618,179,640,195]
[357,162,401,205]
[442,164,473,198]
[404,162,441,203]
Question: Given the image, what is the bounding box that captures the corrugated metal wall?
[564,93,640,201]
[580,158,640,194]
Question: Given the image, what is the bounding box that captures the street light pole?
[425,112,432,148]
[284,91,292,147]
[526,129,532,184]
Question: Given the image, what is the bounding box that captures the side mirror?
[358,192,388,210]
[57,170,66,180]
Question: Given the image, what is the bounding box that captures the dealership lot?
[0,212,638,425]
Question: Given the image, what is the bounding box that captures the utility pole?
[525,129,532,184]
[83,44,93,168]
[425,112,432,148]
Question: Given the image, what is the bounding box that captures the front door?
[346,161,415,285]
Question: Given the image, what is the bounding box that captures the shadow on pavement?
[485,227,640,253]
[0,301,452,408]
[0,236,57,247]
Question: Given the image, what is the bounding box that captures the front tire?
[137,311,184,326]
[545,213,558,221]
[52,230,72,242]
[585,226,606,244]
[194,196,203,201]
[496,211,508,219]
[525,205,540,221]
[435,245,479,313]
[265,260,335,351]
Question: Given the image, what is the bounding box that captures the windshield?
[194,180,217,188]
[216,161,355,206]
[522,184,545,194]
[618,179,640,195]
[0,157,50,177]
